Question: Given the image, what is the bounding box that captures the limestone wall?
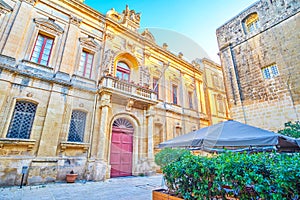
[217,0,300,131]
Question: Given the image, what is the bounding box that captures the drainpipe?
[229,44,247,124]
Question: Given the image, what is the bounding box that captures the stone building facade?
[0,0,228,186]
[217,0,300,131]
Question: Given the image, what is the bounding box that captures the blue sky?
[84,0,257,63]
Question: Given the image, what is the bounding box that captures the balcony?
[99,76,158,108]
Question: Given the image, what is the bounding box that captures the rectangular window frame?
[6,101,37,139]
[262,64,279,79]
[78,50,94,79]
[172,84,178,105]
[67,110,87,143]
[153,77,159,99]
[188,91,193,109]
[30,33,54,66]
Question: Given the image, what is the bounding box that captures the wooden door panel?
[110,129,133,177]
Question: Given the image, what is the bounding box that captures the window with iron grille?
[6,101,37,139]
[30,34,54,65]
[68,110,86,142]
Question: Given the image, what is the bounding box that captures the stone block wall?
[217,0,300,131]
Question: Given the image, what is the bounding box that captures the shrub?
[278,121,300,138]
[154,148,190,168]
[160,152,300,199]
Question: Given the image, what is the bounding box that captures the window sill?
[60,141,90,153]
[0,138,36,151]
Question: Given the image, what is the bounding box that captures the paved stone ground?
[0,175,164,200]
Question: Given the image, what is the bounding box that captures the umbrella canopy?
[159,120,300,152]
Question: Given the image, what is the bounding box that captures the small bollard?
[20,166,29,188]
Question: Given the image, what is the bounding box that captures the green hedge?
[158,150,300,199]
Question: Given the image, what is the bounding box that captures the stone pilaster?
[58,15,82,74]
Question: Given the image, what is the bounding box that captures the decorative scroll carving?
[100,93,111,108]
[79,37,100,51]
[34,18,64,36]
[70,15,82,26]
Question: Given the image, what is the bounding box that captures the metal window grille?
[7,101,37,139]
[68,110,86,142]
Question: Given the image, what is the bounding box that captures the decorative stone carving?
[178,52,183,59]
[122,5,141,25]
[162,43,168,50]
[100,93,111,108]
[101,49,115,75]
[106,8,122,22]
[70,15,82,26]
[34,18,64,36]
[79,37,100,51]
[141,29,155,42]
[126,41,135,53]
[125,99,135,111]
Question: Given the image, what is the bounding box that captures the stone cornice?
[34,18,64,36]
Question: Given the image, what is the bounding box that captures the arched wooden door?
[110,118,134,177]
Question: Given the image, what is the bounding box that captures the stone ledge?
[0,138,36,151]
[60,141,90,153]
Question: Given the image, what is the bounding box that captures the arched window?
[116,62,130,81]
[7,101,37,139]
[243,13,260,34]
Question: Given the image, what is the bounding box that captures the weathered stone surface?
[217,0,300,131]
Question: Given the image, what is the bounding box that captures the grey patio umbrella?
[159,120,300,152]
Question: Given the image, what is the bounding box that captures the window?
[153,77,159,99]
[7,101,37,139]
[68,110,87,142]
[116,62,130,81]
[188,91,193,109]
[172,85,178,104]
[243,13,260,34]
[30,34,54,65]
[78,51,94,78]
[262,64,279,79]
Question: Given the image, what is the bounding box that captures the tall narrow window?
[78,51,94,78]
[68,110,86,142]
[30,34,54,65]
[262,64,279,79]
[188,91,193,109]
[153,77,159,99]
[7,101,37,139]
[172,85,178,105]
[116,62,130,82]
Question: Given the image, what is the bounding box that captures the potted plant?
[66,170,78,183]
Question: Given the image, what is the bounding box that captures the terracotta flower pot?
[66,173,78,183]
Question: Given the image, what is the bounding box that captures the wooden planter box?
[152,189,183,200]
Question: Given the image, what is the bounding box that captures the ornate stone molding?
[0,0,13,15]
[70,15,82,26]
[79,37,100,51]
[99,93,111,108]
[34,18,64,36]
